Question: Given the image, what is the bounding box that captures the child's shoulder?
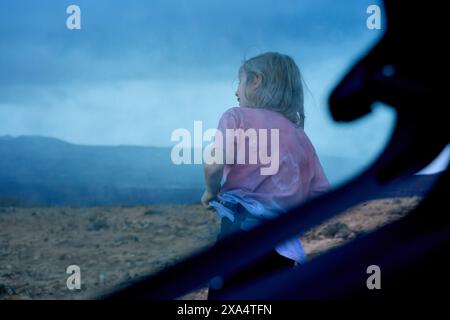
[219,106,298,129]
[221,106,268,118]
[221,106,240,116]
[219,106,241,123]
[217,107,241,130]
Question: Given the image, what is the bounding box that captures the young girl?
[201,52,330,299]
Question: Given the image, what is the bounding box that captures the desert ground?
[0,197,422,300]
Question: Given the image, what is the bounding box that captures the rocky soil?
[0,197,422,300]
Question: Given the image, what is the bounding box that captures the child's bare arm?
[201,162,224,208]
[204,162,224,194]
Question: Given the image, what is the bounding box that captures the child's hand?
[201,190,217,209]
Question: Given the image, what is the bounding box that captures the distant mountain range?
[1,135,435,207]
[0,135,204,206]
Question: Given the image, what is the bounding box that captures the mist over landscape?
[0,0,399,208]
[0,1,445,208]
[0,135,371,206]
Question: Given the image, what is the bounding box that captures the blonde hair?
[239,52,305,128]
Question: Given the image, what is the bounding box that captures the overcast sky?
[0,0,393,162]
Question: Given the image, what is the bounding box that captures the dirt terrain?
[0,197,422,300]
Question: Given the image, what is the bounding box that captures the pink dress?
[210,106,330,263]
[217,107,329,207]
